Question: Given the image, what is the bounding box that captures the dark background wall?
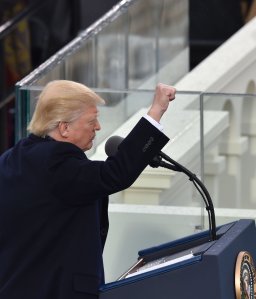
[189,0,253,69]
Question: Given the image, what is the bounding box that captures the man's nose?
[95,120,101,131]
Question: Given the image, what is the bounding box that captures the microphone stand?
[151,153,217,241]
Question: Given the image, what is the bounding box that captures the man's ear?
[58,122,69,138]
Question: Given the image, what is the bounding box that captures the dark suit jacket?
[0,117,169,299]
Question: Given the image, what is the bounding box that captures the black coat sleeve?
[48,117,169,205]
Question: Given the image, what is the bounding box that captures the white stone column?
[219,136,248,208]
[242,120,256,205]
[249,136,256,204]
[204,145,226,207]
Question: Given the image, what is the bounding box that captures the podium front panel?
[99,219,256,299]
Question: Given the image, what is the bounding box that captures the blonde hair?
[27,80,105,136]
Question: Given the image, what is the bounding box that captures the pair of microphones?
[105,135,217,241]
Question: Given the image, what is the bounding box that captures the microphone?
[105,136,179,171]
[105,135,217,241]
[105,135,124,156]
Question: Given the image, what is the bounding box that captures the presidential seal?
[235,251,256,299]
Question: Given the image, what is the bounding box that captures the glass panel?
[16,0,189,136]
[158,91,203,205]
[20,85,204,222]
[18,88,256,239]
[18,86,256,282]
[202,92,256,211]
[60,40,97,86]
[128,0,158,88]
[157,0,189,83]
[95,15,128,89]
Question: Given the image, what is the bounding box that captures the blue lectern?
[99,219,256,299]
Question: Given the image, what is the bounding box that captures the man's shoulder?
[8,134,86,165]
